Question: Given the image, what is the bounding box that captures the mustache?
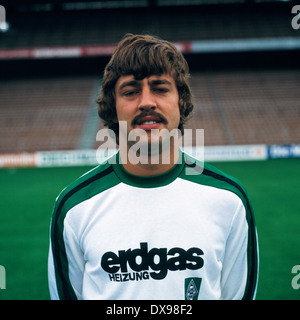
[132,111,168,126]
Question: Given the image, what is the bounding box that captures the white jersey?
[48,151,258,300]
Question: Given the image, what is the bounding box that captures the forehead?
[115,73,176,90]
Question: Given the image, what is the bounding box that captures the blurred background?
[0,0,300,300]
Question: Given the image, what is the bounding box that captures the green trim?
[51,161,120,300]
[180,153,258,300]
[112,151,186,188]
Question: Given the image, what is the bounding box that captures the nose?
[138,87,157,112]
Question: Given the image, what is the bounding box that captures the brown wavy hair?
[96,33,194,142]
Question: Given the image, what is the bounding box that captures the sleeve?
[48,215,85,300]
[220,199,259,300]
[48,241,60,300]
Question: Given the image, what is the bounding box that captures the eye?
[153,87,169,93]
[123,89,140,96]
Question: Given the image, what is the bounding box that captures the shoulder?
[52,155,119,218]
[180,152,252,212]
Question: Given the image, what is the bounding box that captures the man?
[48,34,258,300]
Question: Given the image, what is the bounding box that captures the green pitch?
[0,158,299,300]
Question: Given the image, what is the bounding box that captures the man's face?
[114,73,180,153]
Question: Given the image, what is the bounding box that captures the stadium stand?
[0,76,99,152]
[0,0,299,153]
[0,5,298,49]
[1,71,300,152]
[186,70,300,146]
[1,68,299,153]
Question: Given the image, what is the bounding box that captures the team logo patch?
[185,277,202,300]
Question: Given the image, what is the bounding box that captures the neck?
[120,145,180,177]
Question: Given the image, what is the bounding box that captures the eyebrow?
[118,78,173,93]
[118,80,139,92]
[150,79,172,87]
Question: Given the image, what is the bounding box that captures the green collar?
[112,151,186,188]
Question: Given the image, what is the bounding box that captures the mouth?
[139,120,160,125]
[133,113,167,130]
